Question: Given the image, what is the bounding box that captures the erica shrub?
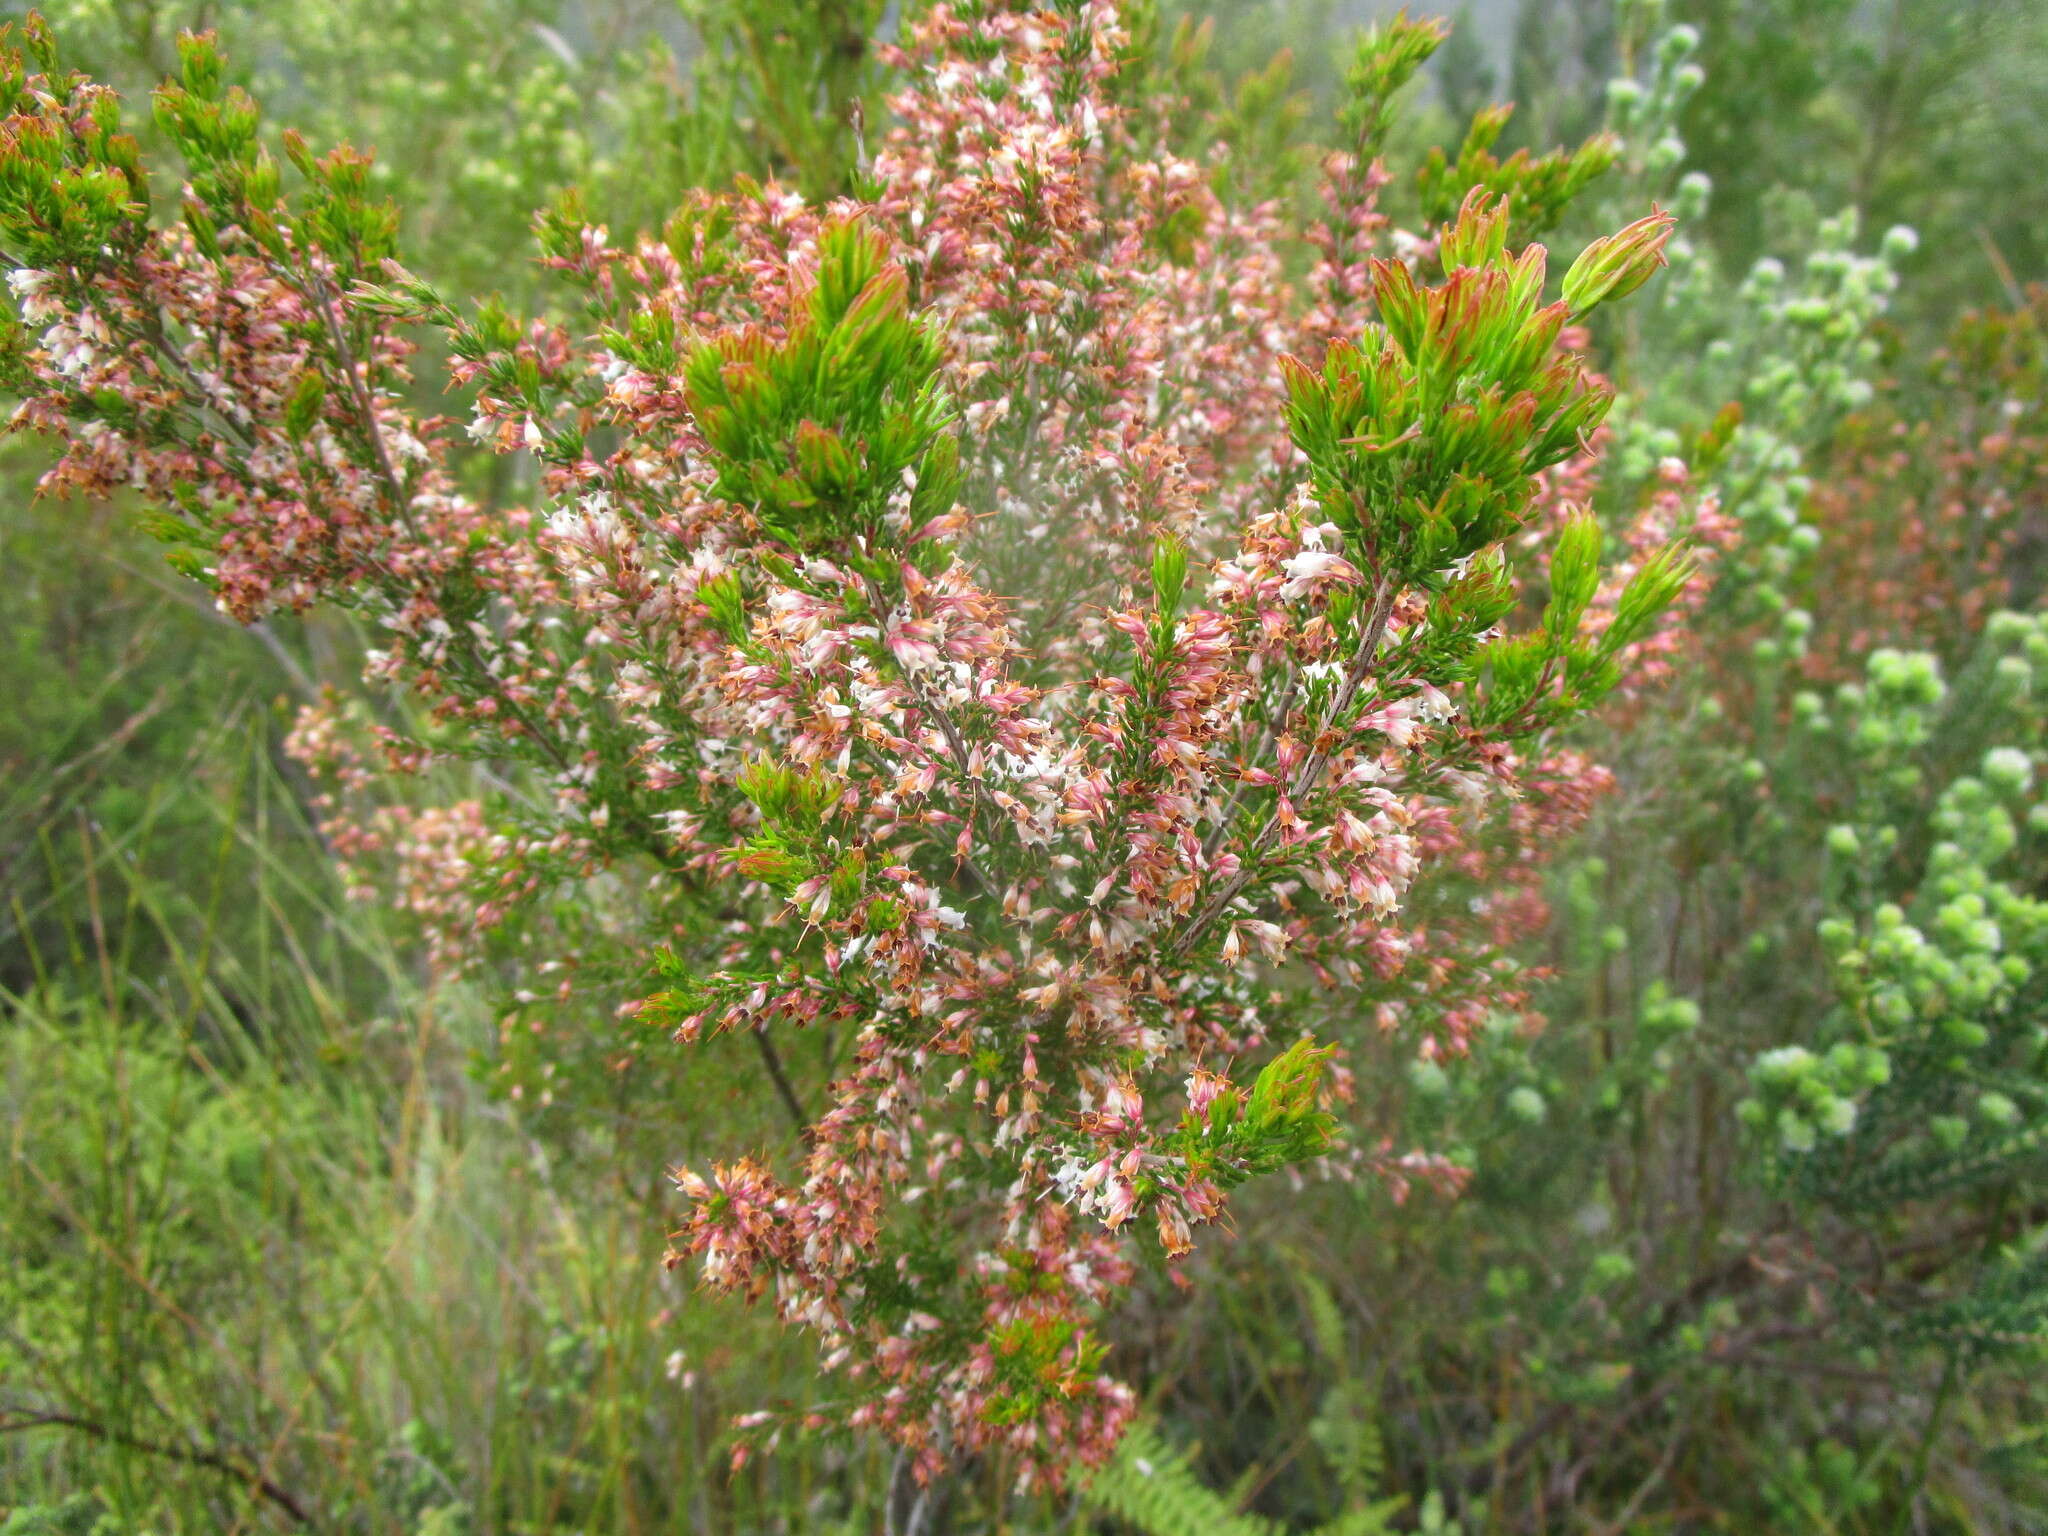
[0,2,1692,1487]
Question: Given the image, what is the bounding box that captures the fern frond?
[1083,1421,1282,1536]
[1308,1497,1409,1536]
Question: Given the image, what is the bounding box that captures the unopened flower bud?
[1563,209,1677,316]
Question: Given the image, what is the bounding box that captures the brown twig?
[752,1023,810,1136]
[310,267,577,776]
[0,1407,319,1527]
[1173,570,1397,957]
[855,568,996,898]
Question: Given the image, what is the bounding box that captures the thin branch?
[114,555,323,703]
[310,267,575,776]
[753,1024,809,1136]
[305,269,416,540]
[855,569,996,898]
[0,1408,319,1527]
[1199,658,1300,865]
[1173,570,1397,956]
[1587,1428,1687,1536]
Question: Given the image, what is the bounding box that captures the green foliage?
[1281,190,1671,584]
[1416,105,1619,237]
[0,780,866,1531]
[1338,12,1448,164]
[1560,208,1676,313]
[684,219,960,558]
[983,1315,1112,1428]
[0,6,872,1523]
[1085,1421,1286,1536]
[0,1500,116,1536]
[1171,1037,1342,1192]
[719,758,874,918]
[0,486,317,1000]
[1739,623,2048,1363]
[1676,0,2048,327]
[0,32,145,268]
[681,0,891,200]
[1084,1418,1412,1536]
[1471,516,1692,730]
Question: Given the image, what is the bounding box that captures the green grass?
[0,713,893,1533]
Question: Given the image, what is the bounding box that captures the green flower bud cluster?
[1581,981,1707,1109]
[1588,1249,1637,1289]
[1859,893,2016,1029]
[1746,618,2048,1220]
[1393,1003,1594,1182]
[1603,166,1911,640]
[1639,984,1701,1038]
[1933,776,2022,868]
[1597,11,1703,206]
[1982,746,2034,797]
[1408,1057,1452,1099]
[1739,1042,1890,1152]
[1842,647,1947,758]
[1735,209,1904,430]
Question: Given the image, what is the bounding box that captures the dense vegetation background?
[2,0,2045,1531]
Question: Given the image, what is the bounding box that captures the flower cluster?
[0,3,1689,1485]
[1745,620,2048,1174]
